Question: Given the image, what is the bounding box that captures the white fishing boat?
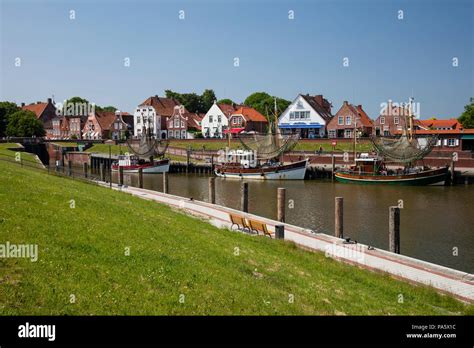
[112,155,170,173]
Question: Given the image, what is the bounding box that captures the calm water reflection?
[115,172,474,273]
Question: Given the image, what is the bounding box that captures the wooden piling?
[331,154,335,182]
[335,197,343,238]
[208,177,216,204]
[389,206,400,254]
[118,166,124,186]
[83,162,88,178]
[138,168,143,189]
[450,158,455,185]
[277,187,286,222]
[68,160,72,176]
[240,182,249,213]
[163,172,169,194]
[275,225,285,240]
[100,163,105,182]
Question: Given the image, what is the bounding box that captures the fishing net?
[238,133,300,160]
[126,135,169,158]
[370,134,437,163]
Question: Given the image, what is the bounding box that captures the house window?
[294,112,300,119]
[394,117,399,125]
[344,129,352,138]
[174,119,179,128]
[209,116,213,123]
[232,117,237,125]
[289,112,294,120]
[181,121,184,128]
[217,115,221,123]
[338,116,344,125]
[447,138,456,146]
[380,117,385,125]
[346,116,351,125]
[328,130,336,138]
[137,116,141,124]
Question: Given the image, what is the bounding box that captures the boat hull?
[215,159,308,180]
[112,159,170,173]
[334,167,449,186]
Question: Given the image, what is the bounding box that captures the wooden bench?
[229,213,251,232]
[248,219,273,238]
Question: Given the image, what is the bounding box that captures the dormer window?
[380,117,385,125]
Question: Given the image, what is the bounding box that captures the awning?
[224,128,245,134]
[279,123,323,129]
[462,135,474,140]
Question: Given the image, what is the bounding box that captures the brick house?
[82,111,117,140]
[326,101,373,138]
[50,115,86,139]
[227,106,268,135]
[373,101,412,136]
[21,98,57,138]
[167,106,204,139]
[134,95,182,139]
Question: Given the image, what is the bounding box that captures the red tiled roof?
[232,106,268,123]
[140,96,185,117]
[418,118,461,129]
[22,103,48,119]
[184,112,203,130]
[94,111,117,131]
[217,103,240,116]
[348,104,373,127]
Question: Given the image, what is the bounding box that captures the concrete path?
[98,181,474,303]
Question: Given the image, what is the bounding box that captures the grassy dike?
[0,160,472,315]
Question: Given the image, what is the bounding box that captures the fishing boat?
[334,154,448,185]
[113,117,170,173]
[335,98,449,185]
[112,155,170,173]
[215,98,308,180]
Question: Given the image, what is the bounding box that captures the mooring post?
[100,163,105,182]
[331,153,335,182]
[210,154,214,172]
[277,187,286,222]
[83,162,88,178]
[163,172,169,194]
[208,177,216,204]
[450,157,455,185]
[68,160,72,176]
[118,166,124,186]
[186,147,191,173]
[335,197,343,238]
[138,167,143,189]
[275,225,285,240]
[241,182,249,213]
[389,206,401,254]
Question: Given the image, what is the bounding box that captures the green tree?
[6,110,45,137]
[97,106,118,113]
[201,89,216,111]
[244,92,291,121]
[217,98,234,105]
[458,100,474,129]
[0,101,20,137]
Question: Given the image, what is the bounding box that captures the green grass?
[85,143,128,155]
[1,160,472,315]
[51,142,79,147]
[0,143,42,165]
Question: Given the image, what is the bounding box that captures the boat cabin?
[351,153,382,174]
[224,149,257,169]
[117,154,140,167]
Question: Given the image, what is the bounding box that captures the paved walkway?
[98,181,474,303]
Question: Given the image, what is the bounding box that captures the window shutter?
[443,139,448,146]
[455,139,459,146]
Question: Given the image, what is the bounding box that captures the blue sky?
[1,0,472,119]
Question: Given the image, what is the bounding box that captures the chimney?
[37,101,42,104]
[47,98,52,104]
[357,105,362,110]
[21,102,25,107]
[343,100,348,105]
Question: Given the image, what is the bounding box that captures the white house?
[278,94,333,138]
[133,95,182,139]
[201,101,239,138]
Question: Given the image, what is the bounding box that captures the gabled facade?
[167,106,204,139]
[326,101,374,138]
[227,106,268,134]
[134,95,182,139]
[278,94,333,138]
[201,101,239,138]
[82,111,117,140]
